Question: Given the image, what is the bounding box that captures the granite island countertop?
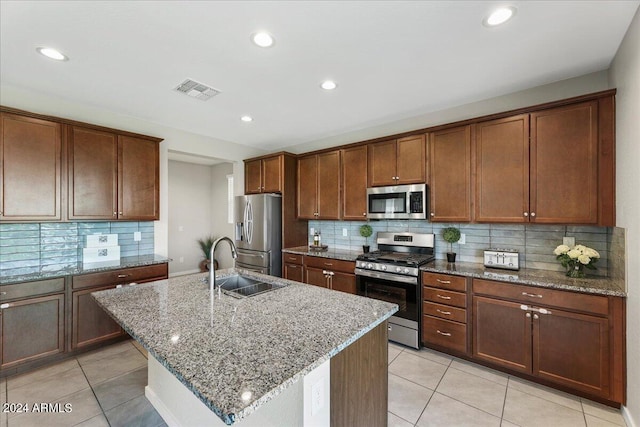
[91,268,398,425]
[0,254,171,285]
[421,260,626,297]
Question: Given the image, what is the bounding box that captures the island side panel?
[330,321,388,427]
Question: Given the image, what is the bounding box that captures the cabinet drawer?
[283,253,304,265]
[1,278,65,301]
[72,264,168,289]
[422,272,467,292]
[423,301,467,323]
[472,279,608,316]
[423,286,466,308]
[422,315,467,353]
[304,256,355,274]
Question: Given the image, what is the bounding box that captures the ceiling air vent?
[174,79,220,101]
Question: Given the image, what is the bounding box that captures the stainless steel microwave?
[366,184,427,220]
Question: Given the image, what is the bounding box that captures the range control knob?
[396,267,402,273]
[381,265,387,271]
[367,263,374,269]
[403,268,410,274]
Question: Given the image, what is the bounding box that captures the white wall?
[168,160,213,275]
[210,163,235,269]
[609,7,640,426]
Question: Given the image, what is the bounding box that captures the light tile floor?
[0,340,628,427]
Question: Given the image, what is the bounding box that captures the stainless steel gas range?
[355,232,435,348]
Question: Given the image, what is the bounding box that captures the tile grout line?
[76,354,113,427]
[501,376,510,425]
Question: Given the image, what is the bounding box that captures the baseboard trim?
[145,385,180,427]
[622,405,637,427]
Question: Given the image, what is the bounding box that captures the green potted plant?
[359,224,373,253]
[442,227,461,263]
[197,235,219,272]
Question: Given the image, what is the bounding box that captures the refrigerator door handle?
[245,200,253,244]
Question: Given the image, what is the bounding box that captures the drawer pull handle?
[436,330,452,337]
[1,303,10,309]
[522,292,542,298]
[324,263,333,266]
[0,291,6,295]
[117,274,130,278]
[436,294,451,300]
[436,309,451,315]
[436,279,451,284]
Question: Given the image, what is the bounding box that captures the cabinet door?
[530,101,598,223]
[1,294,65,369]
[429,126,471,222]
[472,296,531,374]
[396,135,426,184]
[118,135,159,220]
[368,139,397,187]
[68,126,118,219]
[475,115,529,222]
[72,285,123,349]
[244,159,263,194]
[331,271,356,294]
[533,308,609,397]
[341,145,368,220]
[317,151,340,219]
[0,113,61,221]
[284,263,304,283]
[297,155,318,219]
[305,266,329,288]
[262,156,282,193]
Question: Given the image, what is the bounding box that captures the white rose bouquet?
[553,243,600,278]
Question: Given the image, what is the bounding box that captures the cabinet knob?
[430,212,435,217]
[526,312,531,318]
[533,314,539,319]
[363,212,366,216]
[523,212,529,217]
[113,212,117,216]
[530,212,536,217]
[119,211,123,215]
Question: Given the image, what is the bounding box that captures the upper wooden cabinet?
[368,135,426,187]
[68,127,160,220]
[428,126,471,222]
[341,145,368,220]
[297,151,341,220]
[475,101,603,224]
[244,155,283,194]
[0,113,62,221]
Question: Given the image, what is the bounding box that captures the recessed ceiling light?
[36,47,68,61]
[240,115,253,122]
[483,6,517,27]
[320,80,337,90]
[251,32,274,48]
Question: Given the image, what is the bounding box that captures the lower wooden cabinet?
[303,256,357,294]
[0,293,65,369]
[72,285,124,349]
[283,253,304,282]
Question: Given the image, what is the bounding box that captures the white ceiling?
[1,1,638,152]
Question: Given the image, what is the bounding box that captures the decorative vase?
[199,259,219,272]
[362,245,370,253]
[566,264,586,278]
[446,252,457,263]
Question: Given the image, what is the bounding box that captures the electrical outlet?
[311,379,324,416]
[563,236,575,247]
[342,228,348,237]
[133,231,142,241]
[459,233,466,244]
[310,227,315,236]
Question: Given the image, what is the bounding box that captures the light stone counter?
[92,268,397,425]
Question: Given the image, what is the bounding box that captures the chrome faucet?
[209,236,238,299]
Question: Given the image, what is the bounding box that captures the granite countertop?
[0,254,171,285]
[421,260,626,297]
[91,268,398,425]
[282,246,362,262]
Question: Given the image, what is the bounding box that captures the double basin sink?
[215,274,288,298]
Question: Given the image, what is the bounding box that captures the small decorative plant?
[553,244,599,278]
[359,224,373,253]
[442,227,461,263]
[197,235,218,271]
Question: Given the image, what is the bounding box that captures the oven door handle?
[354,268,418,285]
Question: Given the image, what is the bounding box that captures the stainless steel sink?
[216,274,288,298]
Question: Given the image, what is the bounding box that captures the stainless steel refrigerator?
[234,194,282,276]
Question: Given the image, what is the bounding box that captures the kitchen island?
[92,269,397,426]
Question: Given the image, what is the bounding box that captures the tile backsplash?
[0,222,155,277]
[308,220,626,277]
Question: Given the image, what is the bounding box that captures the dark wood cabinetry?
[0,113,62,221]
[0,278,65,370]
[118,135,160,220]
[283,253,304,283]
[244,155,283,194]
[304,256,356,294]
[472,278,622,401]
[428,126,471,222]
[341,145,368,220]
[297,151,341,220]
[368,135,425,187]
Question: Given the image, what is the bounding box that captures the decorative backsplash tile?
[308,220,623,277]
[0,222,155,277]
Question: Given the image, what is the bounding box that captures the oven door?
[355,269,419,323]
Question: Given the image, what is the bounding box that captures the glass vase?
[566,264,586,278]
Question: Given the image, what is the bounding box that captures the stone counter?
[282,246,362,262]
[91,268,397,425]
